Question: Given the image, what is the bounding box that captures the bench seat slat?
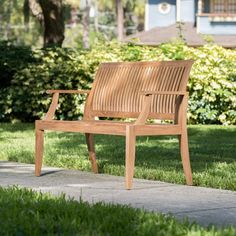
[36,120,181,136]
[36,120,127,136]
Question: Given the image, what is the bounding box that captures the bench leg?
[125,126,136,190]
[85,133,98,173]
[35,129,44,176]
[179,130,193,185]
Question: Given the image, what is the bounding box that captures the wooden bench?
[35,60,194,189]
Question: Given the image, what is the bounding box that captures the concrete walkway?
[0,161,236,228]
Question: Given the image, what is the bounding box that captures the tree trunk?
[5,0,13,39]
[81,0,91,49]
[38,0,64,47]
[116,0,123,41]
[27,0,44,26]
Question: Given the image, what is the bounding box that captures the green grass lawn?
[0,123,236,190]
[0,186,235,236]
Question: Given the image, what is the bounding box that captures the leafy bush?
[0,45,92,121]
[188,45,236,125]
[0,40,235,124]
[0,41,36,89]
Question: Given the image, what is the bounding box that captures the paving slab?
[0,161,236,228]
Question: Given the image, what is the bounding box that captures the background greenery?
[0,0,145,48]
[0,40,236,124]
[1,123,235,191]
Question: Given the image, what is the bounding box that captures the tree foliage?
[0,0,41,45]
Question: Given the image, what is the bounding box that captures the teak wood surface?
[35,60,194,189]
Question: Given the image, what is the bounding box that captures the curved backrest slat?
[88,60,193,119]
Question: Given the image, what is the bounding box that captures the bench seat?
[36,120,182,136]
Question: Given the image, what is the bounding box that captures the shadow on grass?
[0,123,34,132]
[49,126,236,181]
[1,186,219,236]
[1,123,235,189]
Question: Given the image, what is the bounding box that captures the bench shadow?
[0,161,63,176]
[40,170,63,176]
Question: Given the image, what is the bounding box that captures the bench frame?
[35,60,194,189]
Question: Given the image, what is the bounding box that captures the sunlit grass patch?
[0,123,235,190]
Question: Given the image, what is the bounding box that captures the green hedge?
[0,40,235,124]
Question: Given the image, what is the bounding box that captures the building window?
[210,0,236,14]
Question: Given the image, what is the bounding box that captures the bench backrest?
[86,60,193,120]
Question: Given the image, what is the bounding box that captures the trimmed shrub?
[0,41,36,89]
[0,46,92,121]
[0,40,235,124]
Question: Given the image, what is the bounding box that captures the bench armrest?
[44,90,90,120]
[47,89,90,94]
[135,91,188,125]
